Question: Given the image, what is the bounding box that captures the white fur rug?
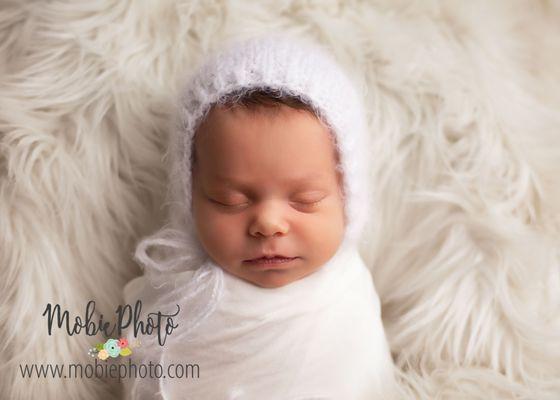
[1,1,559,399]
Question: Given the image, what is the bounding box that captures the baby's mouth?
[243,255,300,266]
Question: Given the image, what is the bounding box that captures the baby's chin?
[237,267,318,289]
[248,271,297,289]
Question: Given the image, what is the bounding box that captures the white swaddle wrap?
[124,242,396,399]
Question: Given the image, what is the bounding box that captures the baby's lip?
[244,254,296,262]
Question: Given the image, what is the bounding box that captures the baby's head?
[191,88,345,288]
[171,34,371,288]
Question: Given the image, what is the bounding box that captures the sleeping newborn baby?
[124,34,398,399]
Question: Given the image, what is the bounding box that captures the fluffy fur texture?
[1,1,559,399]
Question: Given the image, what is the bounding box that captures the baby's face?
[191,105,345,288]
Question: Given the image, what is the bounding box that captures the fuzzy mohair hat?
[167,33,372,253]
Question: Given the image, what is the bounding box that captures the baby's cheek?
[318,215,344,242]
[200,212,244,251]
[304,210,344,253]
[204,211,240,235]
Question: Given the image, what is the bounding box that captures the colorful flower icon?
[90,337,136,360]
[98,349,109,361]
[103,338,121,358]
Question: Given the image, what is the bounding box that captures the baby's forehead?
[192,105,342,184]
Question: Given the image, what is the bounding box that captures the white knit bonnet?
[135,33,372,274]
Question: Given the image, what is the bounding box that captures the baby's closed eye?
[208,196,249,208]
[290,192,327,207]
[205,191,328,211]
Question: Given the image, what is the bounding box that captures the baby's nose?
[248,202,289,237]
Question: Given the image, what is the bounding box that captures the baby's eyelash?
[293,199,322,207]
[208,198,324,209]
[210,199,249,208]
